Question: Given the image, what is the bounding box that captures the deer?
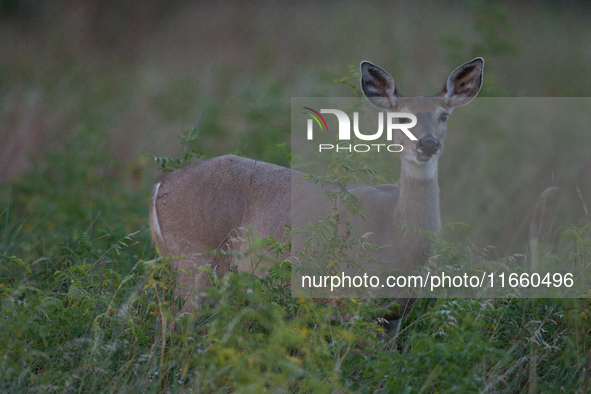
[150,58,484,332]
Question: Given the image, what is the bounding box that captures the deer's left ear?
[438,57,484,106]
[360,61,400,109]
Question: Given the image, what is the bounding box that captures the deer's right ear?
[360,61,399,109]
[438,57,484,106]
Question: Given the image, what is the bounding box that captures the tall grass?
[3,1,591,253]
[2,1,591,392]
[2,124,591,393]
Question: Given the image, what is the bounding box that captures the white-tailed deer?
[150,58,484,327]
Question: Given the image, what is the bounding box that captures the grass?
[1,1,591,392]
[3,1,591,250]
[1,124,591,393]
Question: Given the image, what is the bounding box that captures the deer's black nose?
[417,138,441,156]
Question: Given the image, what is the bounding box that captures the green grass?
[1,124,591,393]
[3,1,591,251]
[2,1,591,392]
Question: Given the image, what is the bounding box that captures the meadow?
[1,1,591,392]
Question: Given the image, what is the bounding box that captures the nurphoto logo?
[303,107,418,153]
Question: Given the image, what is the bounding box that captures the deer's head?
[360,58,484,179]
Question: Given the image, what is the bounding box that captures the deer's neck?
[394,160,441,233]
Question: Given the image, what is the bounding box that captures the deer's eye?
[439,113,449,122]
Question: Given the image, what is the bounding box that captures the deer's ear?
[438,57,484,106]
[360,61,399,109]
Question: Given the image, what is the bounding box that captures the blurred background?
[1,0,591,257]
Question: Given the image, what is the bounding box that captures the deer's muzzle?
[416,137,441,160]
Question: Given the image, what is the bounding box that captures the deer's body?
[151,155,292,277]
[150,58,484,319]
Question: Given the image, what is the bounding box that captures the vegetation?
[1,123,590,392]
[2,1,591,393]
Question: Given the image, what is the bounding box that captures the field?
[1,1,591,392]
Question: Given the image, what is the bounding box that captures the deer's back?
[152,155,404,272]
[152,155,293,259]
